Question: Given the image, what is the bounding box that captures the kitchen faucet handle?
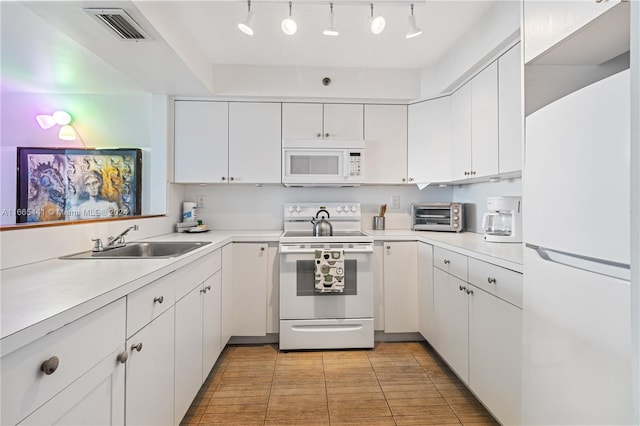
[92,238,104,252]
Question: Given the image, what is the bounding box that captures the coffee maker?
[482,196,522,243]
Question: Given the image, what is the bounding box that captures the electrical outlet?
[197,195,206,208]
[391,195,400,209]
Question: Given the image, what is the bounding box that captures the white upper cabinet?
[174,101,229,183]
[451,82,472,181]
[524,0,627,65]
[498,43,523,174]
[228,102,282,183]
[282,103,363,140]
[451,62,499,180]
[408,96,452,184]
[364,104,408,184]
[174,101,282,184]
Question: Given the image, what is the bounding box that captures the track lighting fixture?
[323,3,339,36]
[281,2,297,36]
[406,4,422,39]
[369,3,385,35]
[238,0,255,36]
[36,110,76,141]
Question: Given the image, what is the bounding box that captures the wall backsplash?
[182,184,455,231]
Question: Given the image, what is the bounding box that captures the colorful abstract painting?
[16,148,141,223]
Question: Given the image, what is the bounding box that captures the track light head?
[369,3,385,35]
[281,1,297,35]
[406,4,422,39]
[323,3,339,36]
[238,1,255,36]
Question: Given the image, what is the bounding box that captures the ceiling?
[6,0,499,96]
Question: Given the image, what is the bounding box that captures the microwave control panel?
[349,152,362,176]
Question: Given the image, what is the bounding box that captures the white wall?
[183,184,453,231]
[421,0,520,98]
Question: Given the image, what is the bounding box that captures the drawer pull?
[458,285,466,291]
[443,259,450,265]
[153,296,164,304]
[466,288,474,295]
[131,342,143,352]
[117,350,129,364]
[487,277,497,284]
[40,356,60,375]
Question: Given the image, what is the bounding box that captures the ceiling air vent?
[84,8,150,41]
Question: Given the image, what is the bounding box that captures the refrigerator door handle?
[526,244,630,281]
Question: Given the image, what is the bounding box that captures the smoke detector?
[84,8,150,41]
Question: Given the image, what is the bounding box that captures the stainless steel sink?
[61,241,211,259]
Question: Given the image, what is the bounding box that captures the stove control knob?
[295,206,301,213]
[288,206,295,213]
[336,206,343,213]
[350,206,358,212]
[453,208,459,214]
[342,206,349,214]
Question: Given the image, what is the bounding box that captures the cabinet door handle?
[443,259,450,265]
[487,277,497,284]
[260,246,265,252]
[221,176,226,181]
[131,342,143,352]
[458,285,466,291]
[206,285,211,291]
[386,245,391,250]
[117,350,129,364]
[200,287,207,294]
[402,178,406,182]
[229,176,235,181]
[153,295,164,304]
[408,177,414,182]
[316,132,322,138]
[466,288,474,295]
[40,356,60,375]
[325,133,330,138]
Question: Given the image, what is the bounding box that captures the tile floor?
[180,341,498,425]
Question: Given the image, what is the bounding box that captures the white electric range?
[279,203,374,350]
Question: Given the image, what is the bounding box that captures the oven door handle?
[279,246,374,254]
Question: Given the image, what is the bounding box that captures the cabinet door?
[450,82,472,180]
[202,272,222,380]
[433,268,468,383]
[408,97,452,183]
[383,242,418,333]
[229,102,282,183]
[523,0,621,63]
[323,104,364,140]
[469,285,522,426]
[282,103,323,139]
[471,61,499,178]
[364,104,408,184]
[417,242,435,343]
[498,43,523,174]
[174,101,229,183]
[232,243,268,336]
[126,308,175,426]
[221,244,233,346]
[20,348,125,426]
[174,285,204,425]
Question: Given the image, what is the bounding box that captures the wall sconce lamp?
[36,110,77,141]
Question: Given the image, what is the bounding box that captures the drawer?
[127,272,176,338]
[434,247,468,281]
[468,257,523,308]
[175,249,222,301]
[1,298,126,426]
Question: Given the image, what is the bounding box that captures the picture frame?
[16,147,142,223]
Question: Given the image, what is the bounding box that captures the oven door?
[279,243,374,320]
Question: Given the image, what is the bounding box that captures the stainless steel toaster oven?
[411,202,464,232]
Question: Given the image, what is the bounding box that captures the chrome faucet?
[93,224,139,252]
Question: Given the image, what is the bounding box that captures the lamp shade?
[36,115,56,129]
[52,110,72,125]
[58,125,77,141]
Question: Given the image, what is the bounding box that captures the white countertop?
[1,228,521,356]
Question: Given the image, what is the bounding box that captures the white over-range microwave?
[282,139,365,186]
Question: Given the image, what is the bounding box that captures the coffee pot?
[482,196,522,243]
[311,209,333,236]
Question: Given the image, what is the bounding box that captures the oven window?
[296,259,357,296]
[290,155,339,175]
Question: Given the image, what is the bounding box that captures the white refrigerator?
[522,69,632,424]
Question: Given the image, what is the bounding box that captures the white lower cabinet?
[432,247,522,425]
[232,243,269,336]
[221,244,234,345]
[126,307,175,426]
[383,241,418,333]
[19,347,126,426]
[417,242,435,343]
[433,267,469,382]
[1,299,126,426]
